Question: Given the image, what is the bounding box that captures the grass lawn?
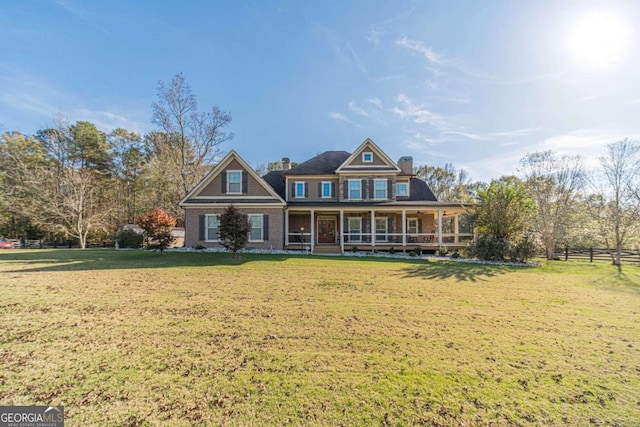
[0,249,639,426]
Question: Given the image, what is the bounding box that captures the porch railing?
[286,232,475,246]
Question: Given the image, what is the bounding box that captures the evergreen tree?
[218,205,251,257]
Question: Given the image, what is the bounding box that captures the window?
[375,217,387,242]
[348,217,362,242]
[348,179,361,199]
[407,218,418,235]
[362,152,373,162]
[295,182,305,198]
[248,214,263,241]
[374,179,387,199]
[227,171,242,193]
[321,181,332,198]
[396,182,408,197]
[206,215,219,241]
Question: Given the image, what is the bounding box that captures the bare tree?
[22,167,112,248]
[414,163,475,202]
[151,73,233,200]
[520,151,585,259]
[4,122,115,248]
[598,138,640,266]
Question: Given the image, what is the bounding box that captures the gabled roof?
[282,151,350,175]
[336,138,401,173]
[179,150,286,206]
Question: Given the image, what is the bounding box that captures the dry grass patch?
[0,249,639,426]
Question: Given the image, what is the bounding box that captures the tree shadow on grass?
[0,249,293,273]
[1,248,430,274]
[400,260,516,282]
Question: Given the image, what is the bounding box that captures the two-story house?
[180,139,473,253]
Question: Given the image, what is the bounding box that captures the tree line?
[0,73,232,248]
[1,73,638,263]
[417,141,640,265]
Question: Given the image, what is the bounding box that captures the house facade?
[180,139,474,253]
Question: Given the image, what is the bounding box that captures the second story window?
[321,182,332,198]
[396,182,408,197]
[227,171,242,193]
[295,181,307,198]
[374,179,387,199]
[348,179,361,199]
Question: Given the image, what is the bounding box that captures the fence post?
[565,247,568,261]
[589,247,593,262]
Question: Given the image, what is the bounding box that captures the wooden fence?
[554,247,640,263]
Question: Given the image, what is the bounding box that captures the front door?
[317,217,336,244]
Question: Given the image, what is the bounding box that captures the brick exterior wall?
[184,207,284,249]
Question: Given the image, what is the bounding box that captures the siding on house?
[199,158,273,198]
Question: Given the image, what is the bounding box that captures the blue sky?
[1,0,639,181]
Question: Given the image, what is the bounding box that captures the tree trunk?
[546,245,555,260]
[613,246,622,266]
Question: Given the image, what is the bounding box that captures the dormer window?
[396,182,408,197]
[362,152,373,162]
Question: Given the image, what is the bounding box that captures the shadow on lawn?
[0,248,426,273]
[0,249,294,273]
[400,260,513,282]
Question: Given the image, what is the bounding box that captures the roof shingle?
[282,151,350,175]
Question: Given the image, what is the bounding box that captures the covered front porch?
[284,206,475,253]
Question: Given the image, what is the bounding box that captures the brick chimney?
[398,156,413,175]
[282,157,291,171]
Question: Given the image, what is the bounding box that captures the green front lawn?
[1,250,638,425]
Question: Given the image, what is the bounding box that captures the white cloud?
[0,71,150,134]
[74,108,148,134]
[395,36,446,66]
[328,112,356,125]
[368,98,383,109]
[441,130,487,141]
[393,93,445,127]
[491,128,538,138]
[348,100,371,117]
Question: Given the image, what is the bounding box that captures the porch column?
[437,209,443,246]
[370,210,375,247]
[285,210,289,246]
[310,209,315,253]
[340,209,345,253]
[401,209,407,247]
[454,214,459,244]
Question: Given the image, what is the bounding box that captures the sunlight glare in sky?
[566,11,631,68]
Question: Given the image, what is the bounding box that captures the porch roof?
[286,201,472,209]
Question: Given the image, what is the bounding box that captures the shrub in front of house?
[115,229,144,249]
[469,234,537,262]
